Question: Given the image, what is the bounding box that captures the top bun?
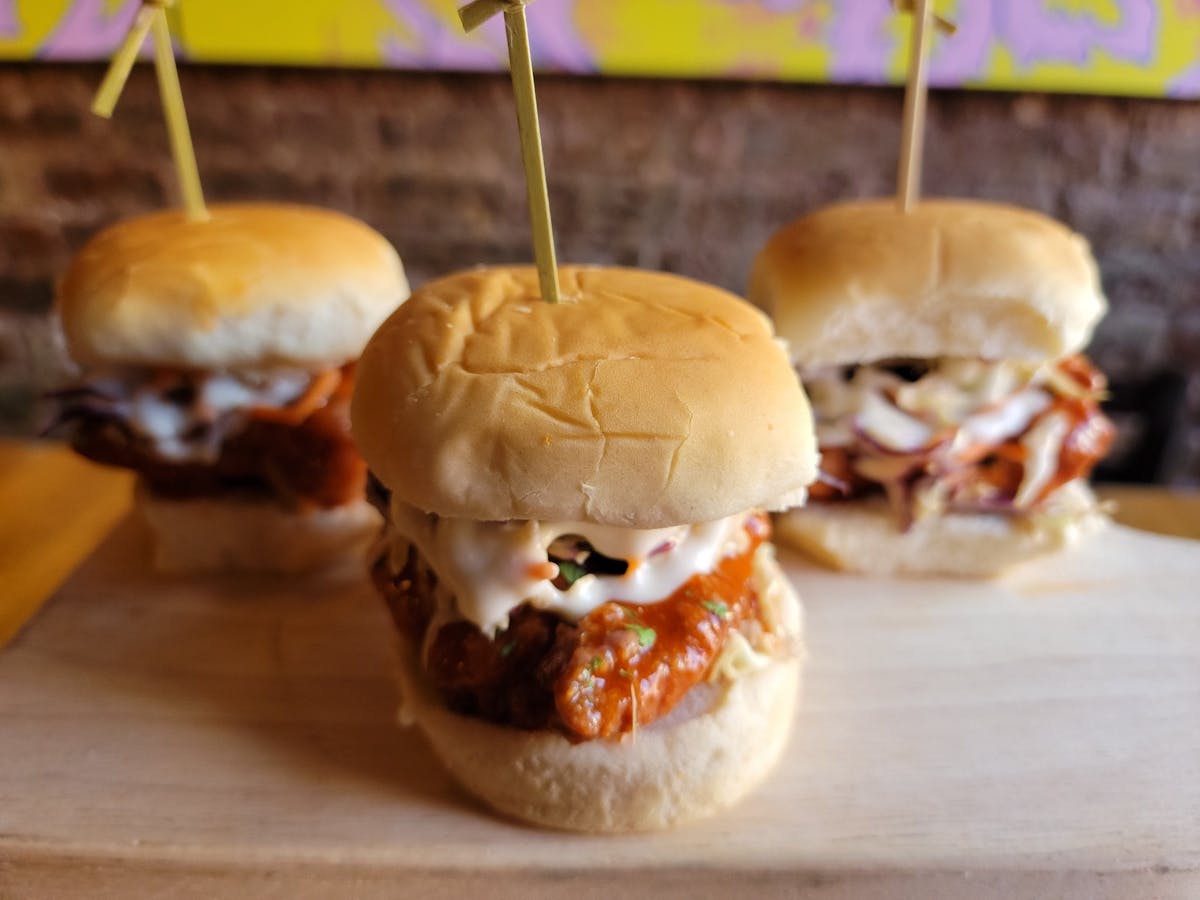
[748,198,1106,367]
[352,266,817,528]
[58,203,409,370]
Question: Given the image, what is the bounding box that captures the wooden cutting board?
[1,516,1197,899]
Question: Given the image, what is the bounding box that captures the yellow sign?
[3,0,1199,98]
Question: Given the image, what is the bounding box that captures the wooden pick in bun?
[49,203,410,573]
[353,265,817,832]
[749,198,1115,578]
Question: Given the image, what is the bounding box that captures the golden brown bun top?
[57,203,409,370]
[748,198,1107,366]
[352,266,817,527]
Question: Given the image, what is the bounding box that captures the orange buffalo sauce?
[554,513,770,740]
[1031,394,1115,503]
[382,515,778,741]
[248,366,344,425]
[237,362,365,508]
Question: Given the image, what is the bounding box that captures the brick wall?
[1,64,1198,482]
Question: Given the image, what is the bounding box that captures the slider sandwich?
[352,266,817,832]
[749,199,1115,577]
[49,203,409,573]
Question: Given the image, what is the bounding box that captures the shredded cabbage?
[802,356,1107,520]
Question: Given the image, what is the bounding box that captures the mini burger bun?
[352,265,817,529]
[393,551,803,833]
[775,481,1106,578]
[749,198,1106,367]
[137,488,381,574]
[58,204,409,370]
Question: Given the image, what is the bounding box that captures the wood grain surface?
[1,510,1197,899]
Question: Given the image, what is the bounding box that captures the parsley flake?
[628,623,656,649]
[555,559,587,586]
[498,641,516,658]
[587,656,604,673]
[702,600,729,619]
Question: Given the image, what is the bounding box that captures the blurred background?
[0,0,1198,484]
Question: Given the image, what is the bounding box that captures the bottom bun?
[775,480,1107,578]
[393,549,803,833]
[137,486,381,575]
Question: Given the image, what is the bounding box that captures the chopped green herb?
[618,668,633,680]
[702,600,729,619]
[555,559,587,586]
[628,623,656,649]
[587,656,604,673]
[498,640,516,658]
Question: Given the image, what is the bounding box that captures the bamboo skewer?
[91,4,157,118]
[895,0,956,213]
[92,0,207,222]
[459,0,560,303]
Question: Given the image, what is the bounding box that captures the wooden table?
[1,441,1198,899]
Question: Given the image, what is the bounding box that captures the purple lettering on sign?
[0,0,18,39]
[380,0,503,71]
[720,0,814,11]
[999,0,1157,68]
[828,3,891,83]
[928,0,994,86]
[830,1,995,87]
[525,4,594,73]
[1168,61,1200,97]
[41,0,141,60]
[381,1,593,73]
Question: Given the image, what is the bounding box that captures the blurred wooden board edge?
[5,853,1196,900]
[1096,484,1200,540]
[0,442,133,647]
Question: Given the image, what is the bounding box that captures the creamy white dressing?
[815,419,856,448]
[855,390,935,452]
[1014,410,1071,508]
[958,388,1052,447]
[896,359,1038,424]
[198,370,310,413]
[386,496,751,636]
[126,392,195,460]
[77,369,313,463]
[806,358,1048,450]
[806,366,900,438]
